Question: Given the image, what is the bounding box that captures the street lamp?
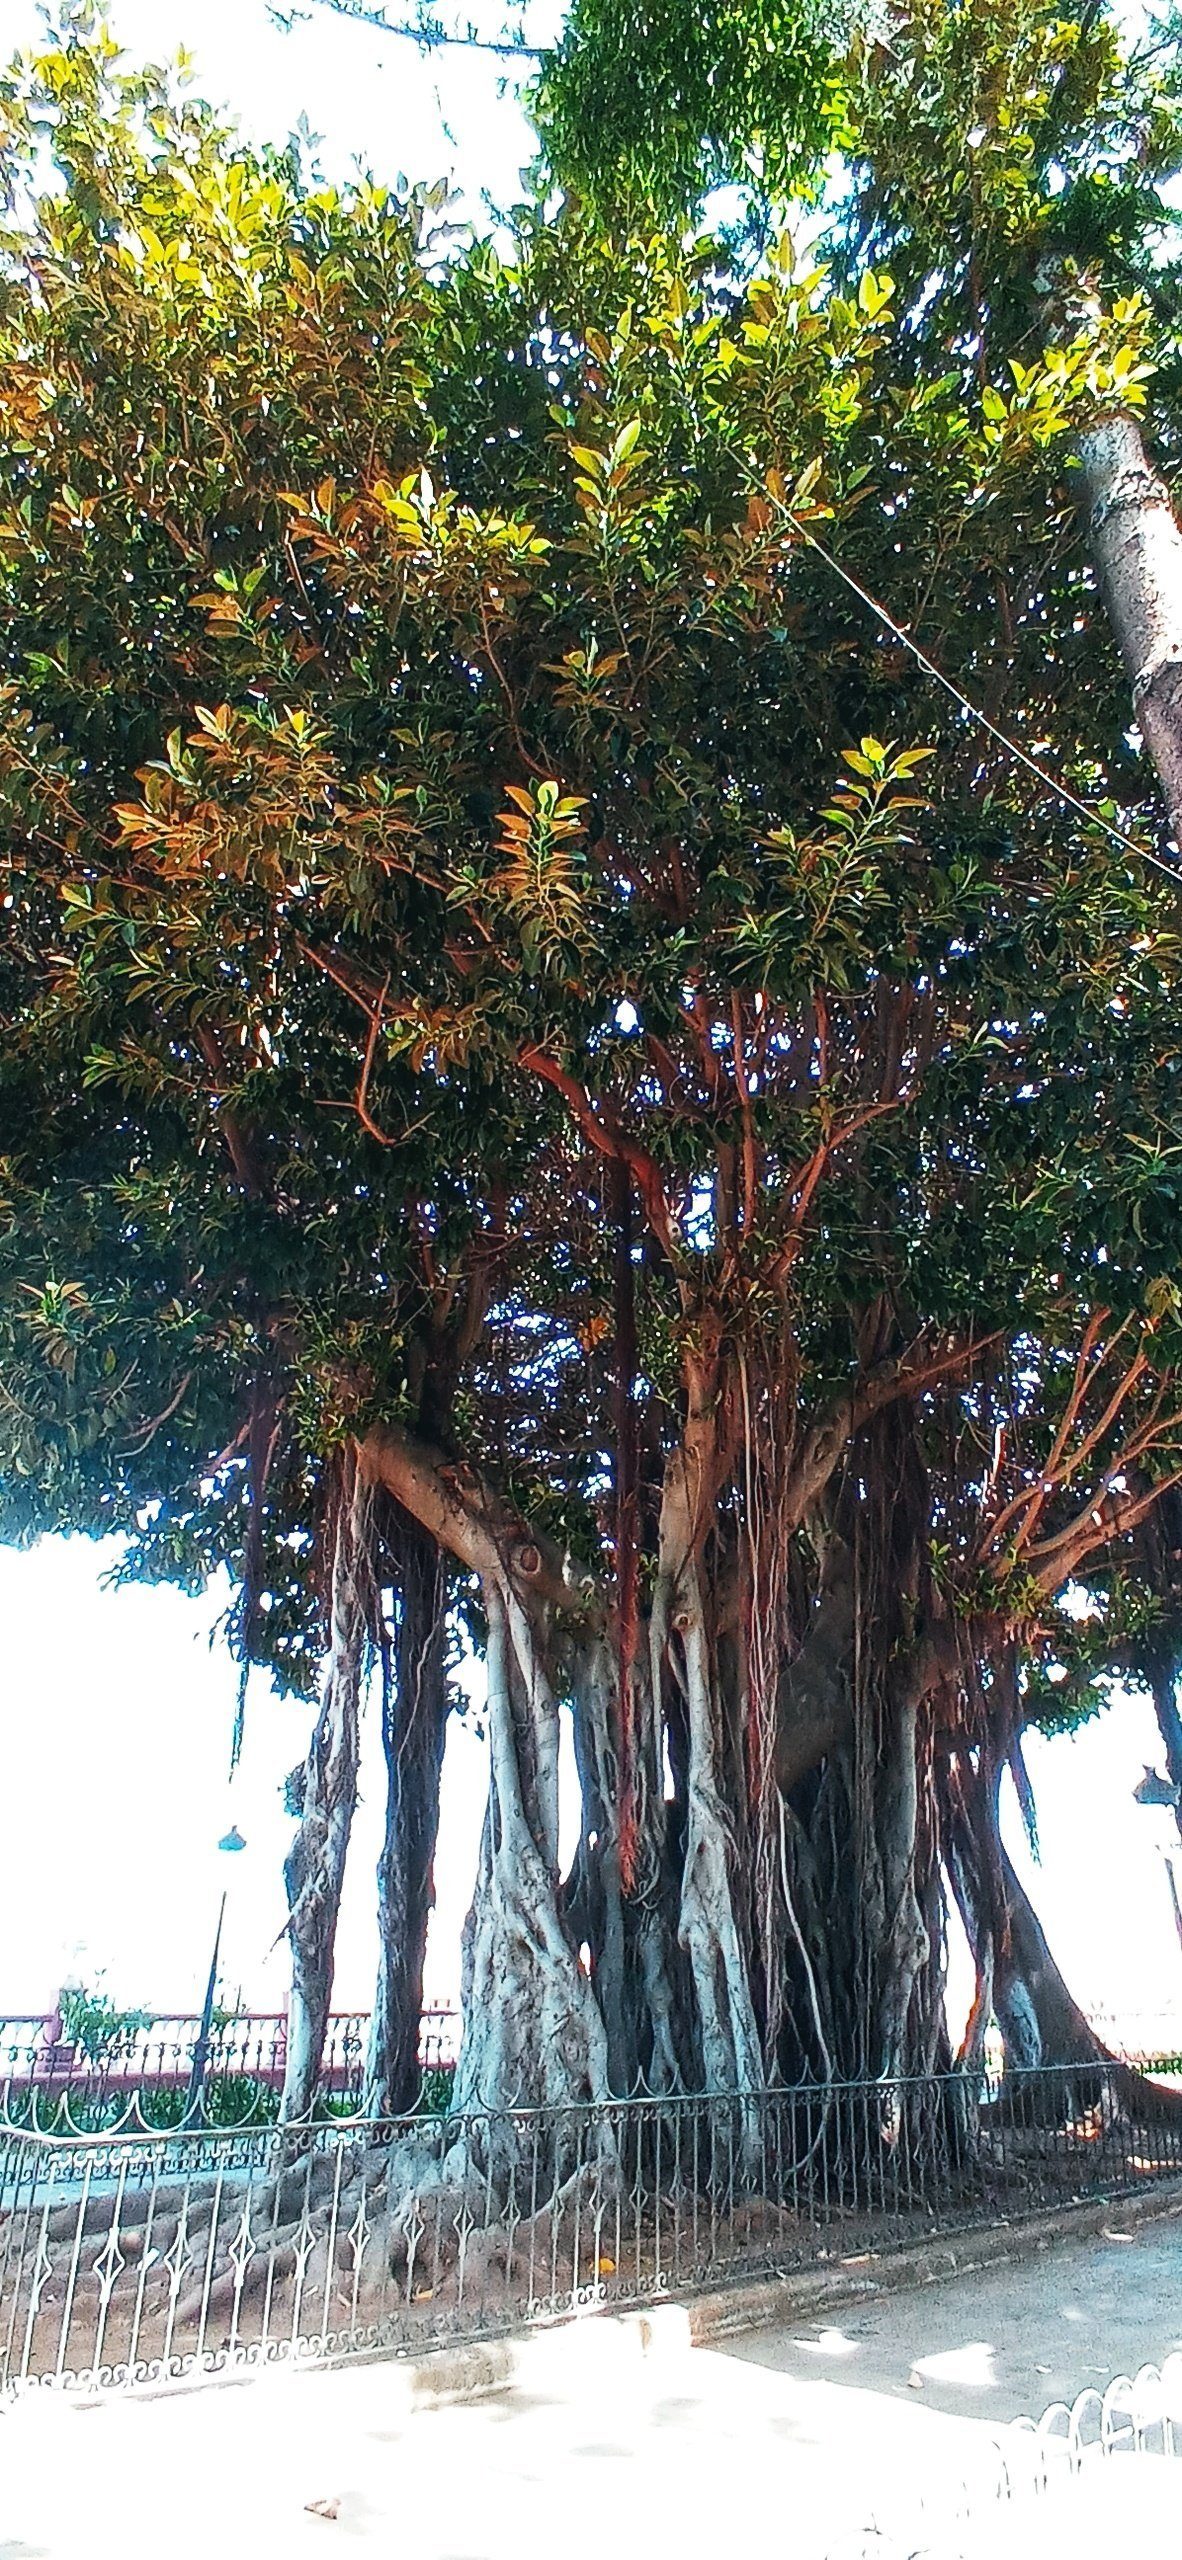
[1132,1768,1182,1967]
[183,1825,247,2126]
[1133,1765,1181,1810]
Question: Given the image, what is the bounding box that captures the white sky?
[2,0,1181,2045]
[0,1534,500,2018]
[3,0,557,209]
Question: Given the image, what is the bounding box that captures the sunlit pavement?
[2,2221,1180,2560]
[722,2217,1182,2419]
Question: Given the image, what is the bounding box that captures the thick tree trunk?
[565,1633,685,2095]
[450,1577,611,2118]
[991,1840,1102,2071]
[566,1634,632,2091]
[358,1426,611,2122]
[674,1557,765,2096]
[942,1737,1182,2155]
[943,1751,1101,2072]
[364,1513,449,2119]
[1076,408,1182,845]
[280,1458,371,2123]
[873,1694,932,2081]
[356,1410,949,2121]
[774,1398,952,2085]
[1150,1662,1182,1829]
[775,1535,856,1798]
[654,1389,764,2099]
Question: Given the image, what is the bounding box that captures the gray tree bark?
[652,1406,764,2101]
[280,1457,371,2123]
[358,1426,611,2118]
[364,1514,449,2119]
[449,1576,611,2116]
[1076,408,1182,846]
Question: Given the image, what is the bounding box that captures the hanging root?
[281,1452,375,2123]
[449,1577,612,2119]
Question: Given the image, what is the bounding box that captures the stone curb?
[683,2173,1182,2345]
[324,2173,1182,2423]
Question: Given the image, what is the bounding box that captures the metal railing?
[1078,2009,1182,2076]
[2,2060,1180,2400]
[0,2007,460,2135]
[823,2356,1182,2557]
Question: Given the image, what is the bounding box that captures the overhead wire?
[784,512,1182,895]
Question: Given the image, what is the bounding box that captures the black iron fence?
[2,2060,1180,2399]
[0,2007,459,2135]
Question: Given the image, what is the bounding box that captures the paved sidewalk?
[0,2333,1008,2560]
[722,2215,1182,2420]
[2,2218,1180,2560]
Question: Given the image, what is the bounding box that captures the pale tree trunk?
[653,1377,764,2100]
[1076,408,1182,845]
[673,1563,764,2096]
[364,1513,449,2119]
[359,1425,613,2125]
[872,1693,931,2082]
[567,1634,632,2092]
[280,1456,371,2122]
[943,1753,997,2075]
[451,1577,611,2116]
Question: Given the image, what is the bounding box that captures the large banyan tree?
[3,15,1182,2143]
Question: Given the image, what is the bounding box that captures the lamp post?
[183,1825,246,2127]
[1132,1769,1182,2030]
[1163,1851,1182,1963]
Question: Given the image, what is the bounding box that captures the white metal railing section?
[822,2354,1182,2557]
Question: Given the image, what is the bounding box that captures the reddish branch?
[764,1099,898,1290]
[476,591,545,780]
[355,971,395,1146]
[1025,1466,1182,1592]
[783,1328,1002,1531]
[973,1311,1182,1589]
[519,1046,679,1260]
[193,1020,268,1198]
[730,992,759,1236]
[298,941,405,1146]
[120,1367,195,1455]
[977,1307,1114,1556]
[611,1159,640,1891]
[686,984,726,1108]
[643,1030,683,1100]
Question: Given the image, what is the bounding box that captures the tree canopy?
[4,7,1182,2114]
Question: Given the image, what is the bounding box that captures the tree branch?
[763,1101,898,1289]
[193,1021,269,1198]
[519,1046,679,1261]
[305,0,540,57]
[784,1329,1001,1530]
[358,1419,603,1620]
